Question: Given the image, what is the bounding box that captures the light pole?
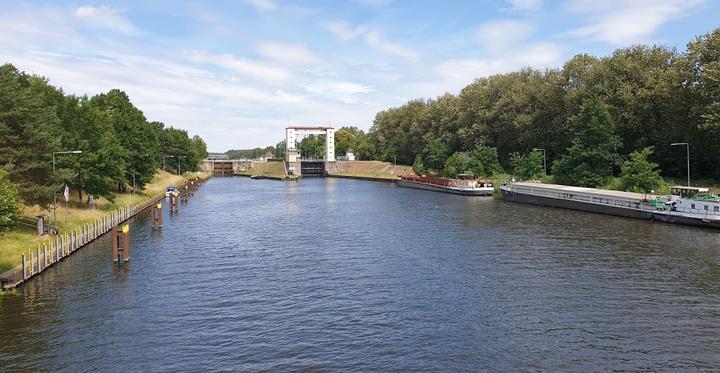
[671,142,690,187]
[533,148,547,175]
[178,156,186,175]
[163,155,174,171]
[52,150,82,229]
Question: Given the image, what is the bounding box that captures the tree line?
[362,27,720,187]
[0,64,207,231]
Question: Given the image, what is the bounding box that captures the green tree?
[89,89,160,190]
[0,64,60,206]
[469,145,503,177]
[619,147,664,193]
[334,128,354,156]
[509,151,544,180]
[192,135,208,161]
[355,140,376,160]
[412,155,426,175]
[443,152,471,177]
[56,96,126,201]
[553,97,622,187]
[421,134,450,170]
[0,169,20,232]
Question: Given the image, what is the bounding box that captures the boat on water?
[501,182,720,229]
[398,173,494,196]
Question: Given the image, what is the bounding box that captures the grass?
[0,170,211,274]
[330,161,414,180]
[236,161,287,179]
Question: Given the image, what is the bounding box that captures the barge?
[398,174,494,196]
[501,182,720,229]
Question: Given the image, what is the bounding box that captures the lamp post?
[533,148,547,175]
[163,155,174,171]
[178,156,186,175]
[52,150,82,229]
[671,142,690,187]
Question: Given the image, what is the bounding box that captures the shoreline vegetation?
[0,170,210,274]
[227,27,720,194]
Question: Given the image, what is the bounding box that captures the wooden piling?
[112,224,130,263]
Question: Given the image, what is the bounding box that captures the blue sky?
[1,0,718,151]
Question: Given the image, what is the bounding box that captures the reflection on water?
[1,177,719,370]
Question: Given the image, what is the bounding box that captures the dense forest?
[361,27,720,185]
[0,64,207,231]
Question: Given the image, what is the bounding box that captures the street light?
[52,150,82,230]
[671,142,690,187]
[533,148,547,175]
[178,156,187,175]
[163,155,175,171]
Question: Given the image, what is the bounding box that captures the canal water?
[1,177,719,370]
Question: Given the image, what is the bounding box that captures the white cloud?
[353,0,394,7]
[185,50,291,82]
[505,0,544,12]
[365,31,420,61]
[302,81,374,103]
[241,0,278,12]
[74,5,137,34]
[475,20,534,53]
[564,0,706,45]
[75,5,119,18]
[256,42,319,65]
[424,42,562,97]
[323,21,369,42]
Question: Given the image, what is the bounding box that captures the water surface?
[1,177,719,370]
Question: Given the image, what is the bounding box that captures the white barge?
[501,182,720,229]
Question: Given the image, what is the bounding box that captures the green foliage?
[355,141,376,160]
[510,151,544,180]
[227,146,275,160]
[55,95,126,202]
[469,145,503,177]
[0,169,20,232]
[299,135,325,159]
[0,64,208,205]
[421,134,450,170]
[157,123,204,174]
[362,27,720,182]
[0,64,61,206]
[619,147,665,193]
[89,89,160,189]
[443,145,503,178]
[412,155,426,175]
[552,98,622,187]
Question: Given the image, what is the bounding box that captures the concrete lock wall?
[285,126,335,162]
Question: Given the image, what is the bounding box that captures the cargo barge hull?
[398,179,493,196]
[501,188,720,230]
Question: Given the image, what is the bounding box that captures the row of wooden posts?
[19,177,207,282]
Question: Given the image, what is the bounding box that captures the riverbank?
[327,160,413,181]
[0,170,210,274]
[235,161,287,180]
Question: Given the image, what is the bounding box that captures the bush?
[0,169,20,232]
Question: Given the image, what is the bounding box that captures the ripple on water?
[1,177,720,371]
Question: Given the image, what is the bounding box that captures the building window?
[691,204,696,210]
[714,206,719,212]
[705,205,709,211]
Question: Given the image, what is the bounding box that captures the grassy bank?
[0,170,210,273]
[329,161,414,180]
[236,161,287,179]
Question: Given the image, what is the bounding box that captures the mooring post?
[44,245,48,267]
[22,255,27,280]
[151,202,163,228]
[112,224,130,263]
[170,193,179,213]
